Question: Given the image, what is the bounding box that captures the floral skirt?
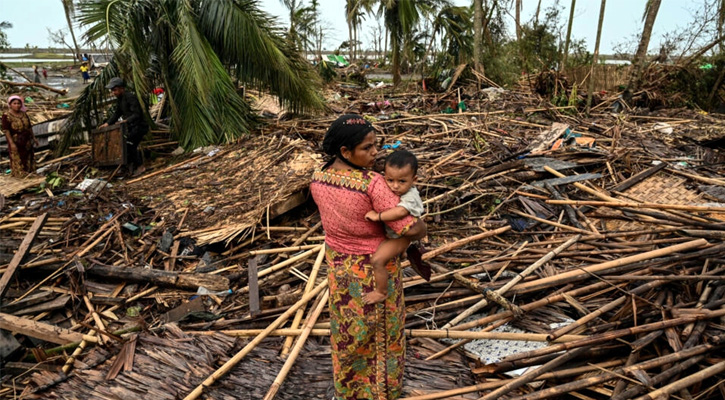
[9,132,35,177]
[326,247,405,400]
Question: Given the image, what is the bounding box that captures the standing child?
[42,66,48,80]
[80,63,90,84]
[364,149,427,304]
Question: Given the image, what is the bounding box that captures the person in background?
[80,63,90,84]
[99,77,149,176]
[310,114,427,399]
[42,66,48,80]
[2,96,38,177]
[33,66,41,83]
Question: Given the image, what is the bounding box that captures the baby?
[364,150,425,304]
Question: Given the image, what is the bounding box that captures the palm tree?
[627,0,662,93]
[561,0,576,72]
[61,0,324,151]
[379,0,433,86]
[61,0,82,63]
[586,0,606,112]
[421,5,470,75]
[473,0,482,72]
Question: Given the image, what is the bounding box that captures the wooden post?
[0,213,48,299]
[0,312,96,345]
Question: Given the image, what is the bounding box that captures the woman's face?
[342,131,377,169]
[9,100,22,112]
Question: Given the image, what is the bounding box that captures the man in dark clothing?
[99,77,149,175]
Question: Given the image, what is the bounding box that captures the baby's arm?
[365,206,410,222]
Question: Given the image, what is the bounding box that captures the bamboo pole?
[190,328,586,342]
[442,235,581,329]
[258,246,322,278]
[281,245,326,356]
[543,165,620,202]
[126,155,205,184]
[263,289,330,400]
[183,278,328,400]
[480,347,590,400]
[502,315,708,363]
[511,239,707,294]
[401,226,511,270]
[632,360,725,400]
[547,199,725,212]
[547,278,667,341]
[511,210,594,235]
[513,344,716,400]
[249,244,320,256]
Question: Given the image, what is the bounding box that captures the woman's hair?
[322,114,374,158]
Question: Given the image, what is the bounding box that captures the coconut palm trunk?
[586,0,607,113]
[627,0,662,94]
[61,0,81,64]
[561,0,576,72]
[473,0,482,72]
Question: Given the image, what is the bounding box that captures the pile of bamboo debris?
[1,82,725,400]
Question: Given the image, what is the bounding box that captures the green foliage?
[60,0,325,152]
[0,21,11,51]
[317,60,337,83]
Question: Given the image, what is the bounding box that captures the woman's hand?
[363,290,387,305]
[365,210,380,222]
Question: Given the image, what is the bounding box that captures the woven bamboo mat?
[0,175,45,197]
[601,173,705,232]
[25,329,478,399]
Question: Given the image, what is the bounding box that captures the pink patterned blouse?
[310,167,416,255]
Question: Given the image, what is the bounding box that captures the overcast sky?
[0,0,702,54]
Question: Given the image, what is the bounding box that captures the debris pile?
[1,80,725,399]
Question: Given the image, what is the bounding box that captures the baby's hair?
[385,150,418,175]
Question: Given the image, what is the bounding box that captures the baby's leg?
[371,237,411,268]
[363,237,410,304]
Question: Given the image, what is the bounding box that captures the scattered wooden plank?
[0,312,95,345]
[86,264,229,291]
[0,213,48,299]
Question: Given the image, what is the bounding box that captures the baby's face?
[384,164,416,196]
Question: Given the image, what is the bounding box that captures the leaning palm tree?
[61,0,324,151]
[61,0,81,63]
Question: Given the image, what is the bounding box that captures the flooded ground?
[7,66,88,97]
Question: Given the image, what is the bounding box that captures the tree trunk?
[627,0,662,93]
[534,0,542,26]
[719,0,725,53]
[586,0,606,113]
[474,0,483,72]
[348,22,354,63]
[62,0,81,64]
[384,26,389,66]
[515,0,522,42]
[392,34,401,86]
[561,0,577,72]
